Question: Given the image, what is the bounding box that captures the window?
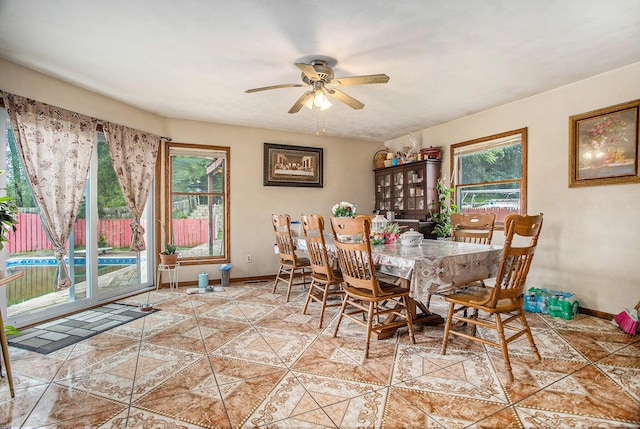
[165,143,229,264]
[1,108,154,326]
[450,128,527,224]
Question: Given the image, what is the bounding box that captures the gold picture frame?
[569,99,640,187]
[263,143,323,188]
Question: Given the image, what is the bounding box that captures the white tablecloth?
[295,236,502,305]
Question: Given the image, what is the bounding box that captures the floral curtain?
[2,93,98,291]
[102,123,160,251]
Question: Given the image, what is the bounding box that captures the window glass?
[167,144,229,262]
[2,112,152,324]
[451,129,527,224]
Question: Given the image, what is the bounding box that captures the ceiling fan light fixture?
[313,88,328,107]
[302,92,314,110]
[319,98,332,110]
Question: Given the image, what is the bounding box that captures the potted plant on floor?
[430,179,458,239]
[159,242,178,266]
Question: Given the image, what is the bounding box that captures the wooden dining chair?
[300,214,344,328]
[271,214,311,302]
[441,213,544,382]
[425,212,498,311]
[330,215,415,358]
[451,212,496,245]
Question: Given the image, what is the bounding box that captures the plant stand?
[156,263,180,291]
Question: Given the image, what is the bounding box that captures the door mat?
[6,303,159,355]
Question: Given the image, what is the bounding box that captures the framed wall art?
[263,143,323,188]
[569,99,640,187]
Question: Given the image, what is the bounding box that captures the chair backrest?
[451,213,496,244]
[301,214,339,281]
[272,214,299,265]
[486,213,544,307]
[329,215,385,297]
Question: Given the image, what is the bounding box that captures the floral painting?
[569,99,640,187]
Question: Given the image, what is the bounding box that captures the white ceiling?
[1,0,639,142]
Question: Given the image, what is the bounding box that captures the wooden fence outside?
[7,213,217,253]
[462,206,520,223]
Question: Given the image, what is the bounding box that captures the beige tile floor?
[1,280,638,428]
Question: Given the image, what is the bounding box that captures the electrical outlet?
[246,254,252,263]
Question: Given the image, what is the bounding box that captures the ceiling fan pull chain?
[315,109,327,137]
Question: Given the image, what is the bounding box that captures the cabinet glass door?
[406,167,425,211]
[393,171,404,210]
[376,172,391,211]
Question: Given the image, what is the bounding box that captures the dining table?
[294,234,503,338]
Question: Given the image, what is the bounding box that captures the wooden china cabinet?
[374,159,441,222]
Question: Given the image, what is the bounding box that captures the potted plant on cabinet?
[430,179,458,239]
[159,242,178,266]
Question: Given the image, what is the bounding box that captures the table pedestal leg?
[373,278,444,340]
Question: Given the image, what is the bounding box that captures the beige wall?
[386,62,640,315]
[0,59,164,134]
[162,119,377,283]
[0,59,380,286]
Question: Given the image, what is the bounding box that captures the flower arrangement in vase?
[370,222,400,245]
[332,201,357,217]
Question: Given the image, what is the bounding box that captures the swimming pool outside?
[7,256,141,267]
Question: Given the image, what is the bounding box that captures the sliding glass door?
[1,112,155,328]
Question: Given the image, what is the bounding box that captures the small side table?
[156,263,180,291]
[0,271,24,398]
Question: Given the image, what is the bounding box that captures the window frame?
[162,142,230,265]
[449,128,527,226]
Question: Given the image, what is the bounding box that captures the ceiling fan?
[245,59,389,114]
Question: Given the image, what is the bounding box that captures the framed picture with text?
[263,143,323,188]
[569,99,640,187]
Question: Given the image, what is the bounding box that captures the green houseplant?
[0,169,19,251]
[0,194,18,251]
[161,242,177,255]
[0,171,20,334]
[159,242,178,266]
[430,179,458,238]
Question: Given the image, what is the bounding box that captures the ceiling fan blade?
[329,74,390,87]
[245,83,304,93]
[288,91,313,114]
[327,89,365,110]
[295,63,321,81]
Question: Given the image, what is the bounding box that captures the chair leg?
[333,296,349,338]
[441,302,455,355]
[318,283,330,329]
[519,309,541,361]
[302,279,315,315]
[364,301,375,359]
[272,264,287,294]
[285,267,298,302]
[0,325,14,398]
[404,296,415,344]
[495,313,514,383]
